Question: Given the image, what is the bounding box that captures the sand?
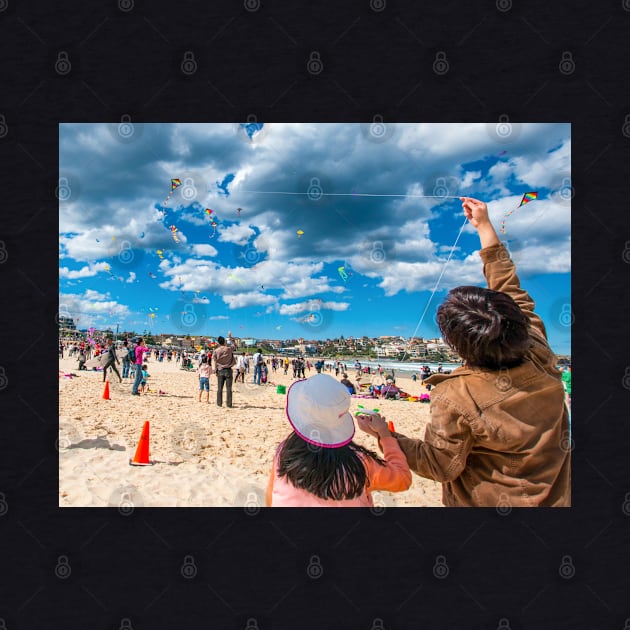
[58,356,443,508]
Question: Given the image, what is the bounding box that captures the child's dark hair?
[142,364,147,370]
[436,286,531,369]
[201,355,208,364]
[277,432,386,500]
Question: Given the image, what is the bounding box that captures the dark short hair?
[217,336,225,345]
[436,286,530,370]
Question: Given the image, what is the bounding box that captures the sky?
[58,122,571,355]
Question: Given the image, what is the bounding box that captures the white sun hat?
[285,373,355,448]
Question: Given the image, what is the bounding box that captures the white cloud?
[217,223,256,245]
[223,293,278,309]
[126,272,136,283]
[209,315,229,320]
[59,262,111,279]
[278,300,350,315]
[191,244,218,258]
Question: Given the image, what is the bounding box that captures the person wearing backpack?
[121,340,133,379]
[253,348,264,385]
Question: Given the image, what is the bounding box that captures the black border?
[2,1,629,628]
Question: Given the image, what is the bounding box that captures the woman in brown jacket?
[358,197,571,507]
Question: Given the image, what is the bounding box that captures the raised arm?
[460,196,548,341]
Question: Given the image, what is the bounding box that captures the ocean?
[322,358,463,375]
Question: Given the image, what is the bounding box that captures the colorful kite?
[338,266,348,281]
[162,178,182,209]
[169,225,180,243]
[297,229,304,238]
[237,207,242,217]
[210,220,218,238]
[156,249,164,259]
[500,192,538,234]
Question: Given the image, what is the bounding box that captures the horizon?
[59,122,571,356]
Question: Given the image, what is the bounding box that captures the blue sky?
[59,122,571,354]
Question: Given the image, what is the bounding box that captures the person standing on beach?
[121,340,132,379]
[131,338,149,396]
[102,339,122,383]
[212,336,236,407]
[235,352,247,383]
[361,197,570,507]
[197,355,211,403]
[253,348,264,385]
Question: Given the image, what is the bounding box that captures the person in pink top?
[266,373,411,507]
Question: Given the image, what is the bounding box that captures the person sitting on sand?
[266,374,411,507]
[363,197,570,507]
[339,373,356,394]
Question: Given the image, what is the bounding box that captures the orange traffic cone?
[388,420,396,433]
[129,421,153,466]
[102,381,110,400]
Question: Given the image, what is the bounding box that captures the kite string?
[400,216,469,364]
[239,190,461,199]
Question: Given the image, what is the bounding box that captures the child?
[197,355,211,403]
[139,364,150,393]
[266,373,411,507]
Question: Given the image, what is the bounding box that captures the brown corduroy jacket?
[392,243,571,507]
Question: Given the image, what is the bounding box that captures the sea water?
[326,358,463,374]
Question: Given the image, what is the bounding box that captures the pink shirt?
[198,363,211,378]
[270,436,412,507]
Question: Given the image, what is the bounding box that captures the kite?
[500,192,538,234]
[297,229,304,238]
[162,178,182,209]
[338,266,348,281]
[148,272,157,278]
[156,249,164,259]
[237,207,242,217]
[210,220,218,238]
[170,225,180,243]
[204,208,213,217]
[139,232,145,239]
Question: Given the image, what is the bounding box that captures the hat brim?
[285,378,355,449]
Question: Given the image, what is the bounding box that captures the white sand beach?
[59,356,443,508]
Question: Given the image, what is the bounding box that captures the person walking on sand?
[212,336,236,407]
[266,374,411,506]
[102,338,122,383]
[235,352,247,383]
[366,197,570,507]
[253,348,264,385]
